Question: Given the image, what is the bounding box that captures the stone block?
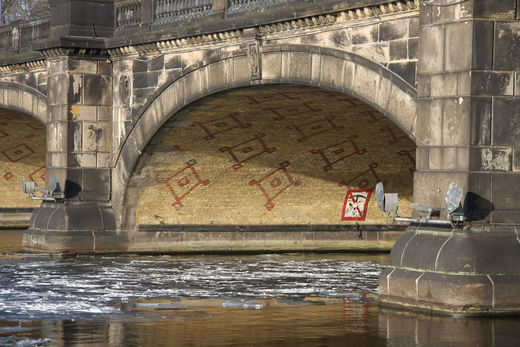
[442,97,470,146]
[402,233,451,271]
[48,59,67,76]
[417,272,493,308]
[492,97,520,147]
[207,60,227,90]
[261,52,281,81]
[165,55,186,70]
[97,152,111,168]
[491,275,520,311]
[97,106,112,121]
[492,174,520,211]
[473,0,517,19]
[83,122,111,152]
[133,71,158,90]
[457,71,471,95]
[445,21,472,72]
[97,60,112,75]
[430,73,457,98]
[409,17,419,38]
[149,55,164,71]
[132,59,148,73]
[184,69,203,101]
[416,147,428,170]
[417,75,430,98]
[232,56,250,85]
[428,146,442,170]
[68,122,82,153]
[414,171,468,210]
[286,52,311,81]
[69,59,97,74]
[472,20,494,70]
[418,25,444,74]
[48,151,67,167]
[374,75,391,113]
[471,146,512,171]
[494,21,520,70]
[408,38,418,59]
[388,268,422,301]
[67,74,82,105]
[47,121,67,153]
[48,105,67,122]
[470,97,492,145]
[416,98,443,146]
[380,20,409,41]
[471,71,514,96]
[132,87,155,106]
[388,62,416,87]
[82,168,110,198]
[320,55,344,88]
[70,105,96,121]
[351,25,377,45]
[84,75,112,106]
[70,153,97,168]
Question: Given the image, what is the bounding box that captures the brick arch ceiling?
[129,84,416,227]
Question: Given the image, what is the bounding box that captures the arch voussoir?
[0,83,47,124]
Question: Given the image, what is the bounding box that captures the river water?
[1,229,520,346]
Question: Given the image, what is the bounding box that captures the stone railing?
[155,0,213,24]
[116,0,142,30]
[115,0,303,31]
[227,0,296,14]
[0,16,50,50]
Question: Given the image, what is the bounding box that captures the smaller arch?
[0,82,48,124]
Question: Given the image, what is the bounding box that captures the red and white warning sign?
[341,190,372,221]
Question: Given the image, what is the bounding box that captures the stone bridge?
[0,0,520,314]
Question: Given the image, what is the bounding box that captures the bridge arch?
[113,45,418,227]
[0,82,47,124]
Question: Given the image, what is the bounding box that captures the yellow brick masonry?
[135,85,415,226]
[0,109,46,208]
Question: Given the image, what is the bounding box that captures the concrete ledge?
[0,208,36,229]
[379,224,520,315]
[22,223,405,254]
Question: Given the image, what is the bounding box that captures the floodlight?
[445,182,463,217]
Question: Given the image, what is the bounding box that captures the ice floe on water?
[0,254,384,321]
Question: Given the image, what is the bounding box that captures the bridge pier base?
[22,202,120,253]
[379,225,520,315]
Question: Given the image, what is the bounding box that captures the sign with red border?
[341,189,372,221]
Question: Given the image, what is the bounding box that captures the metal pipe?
[394,217,453,226]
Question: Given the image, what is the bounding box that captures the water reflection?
[379,308,520,347]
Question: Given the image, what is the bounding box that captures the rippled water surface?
[2,229,520,346]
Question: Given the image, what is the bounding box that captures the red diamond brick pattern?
[156,160,210,210]
[287,117,344,142]
[192,113,251,140]
[249,161,300,211]
[2,144,35,162]
[219,133,276,170]
[310,136,367,172]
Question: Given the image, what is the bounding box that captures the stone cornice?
[0,59,46,73]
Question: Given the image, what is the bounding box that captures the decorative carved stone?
[119,74,130,107]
